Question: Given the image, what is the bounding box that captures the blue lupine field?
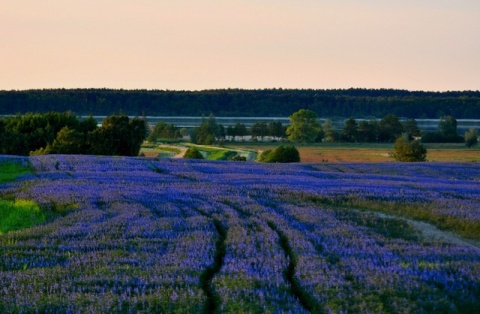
[1,155,479,313]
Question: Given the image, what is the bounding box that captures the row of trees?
[182,115,287,145]
[2,88,480,118]
[285,110,421,144]
[0,112,147,156]
[148,111,477,149]
[286,110,478,147]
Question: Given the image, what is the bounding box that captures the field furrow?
[0,155,479,312]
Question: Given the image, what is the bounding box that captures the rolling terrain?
[0,156,479,312]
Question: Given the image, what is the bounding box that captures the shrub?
[465,129,478,148]
[258,146,300,163]
[231,155,247,161]
[184,147,204,159]
[391,137,427,162]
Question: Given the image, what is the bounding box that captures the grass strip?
[0,199,46,234]
[0,161,33,183]
[285,192,480,242]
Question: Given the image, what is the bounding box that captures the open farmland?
[225,142,480,163]
[0,156,479,312]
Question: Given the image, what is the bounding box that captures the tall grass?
[287,193,480,241]
[0,161,33,183]
[0,160,44,234]
[0,199,45,234]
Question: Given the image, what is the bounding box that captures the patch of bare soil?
[172,146,188,158]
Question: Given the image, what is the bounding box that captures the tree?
[191,114,222,145]
[78,116,98,134]
[439,115,457,138]
[403,118,421,139]
[192,123,214,145]
[49,126,85,154]
[322,119,336,143]
[341,117,358,142]
[184,147,204,159]
[357,120,379,142]
[234,123,249,140]
[179,128,188,138]
[391,136,427,162]
[438,115,463,142]
[286,109,321,143]
[250,121,268,141]
[147,122,177,142]
[422,115,463,143]
[226,125,236,141]
[269,121,285,140]
[89,115,147,156]
[379,114,404,142]
[465,129,478,148]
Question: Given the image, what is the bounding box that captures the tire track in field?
[199,219,227,314]
[220,198,319,313]
[190,205,228,314]
[267,221,321,314]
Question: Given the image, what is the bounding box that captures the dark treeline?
[1,89,480,118]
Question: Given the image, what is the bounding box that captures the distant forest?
[1,89,480,118]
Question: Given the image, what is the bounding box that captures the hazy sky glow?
[1,0,479,91]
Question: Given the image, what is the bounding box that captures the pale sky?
[1,0,479,91]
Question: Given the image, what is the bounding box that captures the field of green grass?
[0,161,33,183]
[0,160,45,234]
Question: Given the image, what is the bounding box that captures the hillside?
[1,88,480,118]
[0,155,479,312]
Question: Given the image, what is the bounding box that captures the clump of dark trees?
[0,112,147,156]
[1,89,480,118]
[338,115,464,144]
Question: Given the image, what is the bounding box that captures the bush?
[231,155,247,161]
[465,129,478,148]
[258,146,300,163]
[184,147,204,159]
[391,137,427,162]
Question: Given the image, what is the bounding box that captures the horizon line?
[2,87,480,93]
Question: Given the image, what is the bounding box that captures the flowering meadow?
[0,155,479,313]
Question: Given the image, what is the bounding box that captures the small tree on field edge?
[391,136,427,162]
[286,109,321,143]
[465,129,478,148]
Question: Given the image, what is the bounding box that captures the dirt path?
[172,146,188,158]
[373,212,480,250]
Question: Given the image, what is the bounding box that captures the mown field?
[0,155,479,313]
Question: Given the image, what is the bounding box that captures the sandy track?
[373,212,480,250]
